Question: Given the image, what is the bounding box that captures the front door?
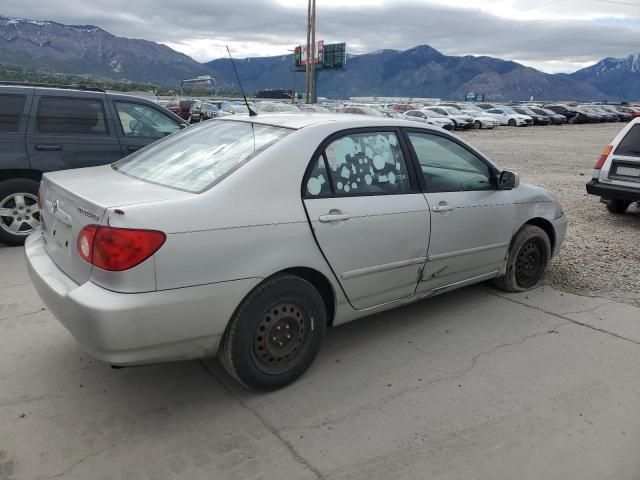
[403,130,516,292]
[109,100,182,156]
[26,94,122,172]
[303,130,430,310]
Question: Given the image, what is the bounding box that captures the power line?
[593,0,640,6]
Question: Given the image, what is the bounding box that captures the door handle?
[35,144,62,151]
[432,203,454,213]
[319,213,352,223]
[127,145,142,152]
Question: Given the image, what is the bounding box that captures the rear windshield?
[113,120,291,193]
[614,124,640,157]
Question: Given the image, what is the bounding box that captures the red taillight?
[77,226,165,271]
[594,145,613,170]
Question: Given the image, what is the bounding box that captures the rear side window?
[0,94,26,133]
[113,121,291,193]
[614,124,640,157]
[320,132,412,196]
[37,97,108,135]
[114,102,180,138]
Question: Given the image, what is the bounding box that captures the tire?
[606,199,631,214]
[508,119,516,127]
[219,274,327,391]
[474,120,482,129]
[493,225,551,293]
[0,178,41,246]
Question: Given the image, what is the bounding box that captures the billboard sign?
[294,41,324,70]
[466,92,485,102]
[294,42,345,71]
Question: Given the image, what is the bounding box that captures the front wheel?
[219,274,327,391]
[474,120,482,129]
[606,199,631,214]
[493,225,551,292]
[508,119,517,127]
[0,178,41,246]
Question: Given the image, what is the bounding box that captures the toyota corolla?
[25,114,567,390]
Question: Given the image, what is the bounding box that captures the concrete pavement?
[1,243,640,480]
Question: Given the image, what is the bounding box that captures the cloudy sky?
[3,0,640,72]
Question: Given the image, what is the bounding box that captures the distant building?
[256,89,294,100]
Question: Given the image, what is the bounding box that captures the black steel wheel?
[219,274,327,390]
[514,238,547,289]
[493,225,551,292]
[251,302,312,375]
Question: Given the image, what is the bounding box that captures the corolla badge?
[77,207,100,221]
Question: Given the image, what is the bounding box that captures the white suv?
[587,118,640,213]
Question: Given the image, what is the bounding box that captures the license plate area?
[49,218,72,255]
[610,161,640,183]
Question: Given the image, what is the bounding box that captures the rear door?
[0,88,32,170]
[26,91,122,172]
[603,123,640,186]
[303,129,430,310]
[403,129,515,292]
[108,99,182,155]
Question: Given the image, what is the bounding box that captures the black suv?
[0,83,186,245]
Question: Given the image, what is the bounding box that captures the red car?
[166,99,196,120]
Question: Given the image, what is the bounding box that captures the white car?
[587,117,640,213]
[484,107,533,127]
[425,106,474,130]
[403,110,455,131]
[459,110,500,129]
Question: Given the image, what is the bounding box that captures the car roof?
[216,113,443,131]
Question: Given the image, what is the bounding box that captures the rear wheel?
[606,199,631,214]
[493,225,551,293]
[0,178,41,246]
[508,119,517,127]
[219,274,327,391]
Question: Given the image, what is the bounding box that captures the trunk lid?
[40,165,191,285]
[603,123,640,187]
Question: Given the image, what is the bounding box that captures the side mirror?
[498,170,520,190]
[180,123,189,130]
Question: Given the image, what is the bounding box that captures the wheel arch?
[281,267,336,327]
[523,217,556,254]
[0,169,43,184]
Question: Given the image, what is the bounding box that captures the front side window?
[37,97,108,135]
[407,132,493,192]
[0,94,26,133]
[322,132,412,196]
[114,102,181,138]
[114,121,291,193]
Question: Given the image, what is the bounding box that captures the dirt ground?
[463,123,640,306]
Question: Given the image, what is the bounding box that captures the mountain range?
[1,15,638,101]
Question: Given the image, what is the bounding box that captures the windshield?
[423,110,446,118]
[499,106,518,114]
[442,107,463,115]
[113,121,291,193]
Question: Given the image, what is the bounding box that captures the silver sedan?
[25,114,567,390]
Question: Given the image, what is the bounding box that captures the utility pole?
[310,0,316,104]
[305,0,316,104]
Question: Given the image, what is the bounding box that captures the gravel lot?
[463,123,640,306]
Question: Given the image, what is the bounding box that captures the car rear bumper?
[25,233,261,366]
[586,179,640,202]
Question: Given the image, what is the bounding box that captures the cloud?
[2,0,640,72]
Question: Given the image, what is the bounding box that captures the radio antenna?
[226,45,257,116]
